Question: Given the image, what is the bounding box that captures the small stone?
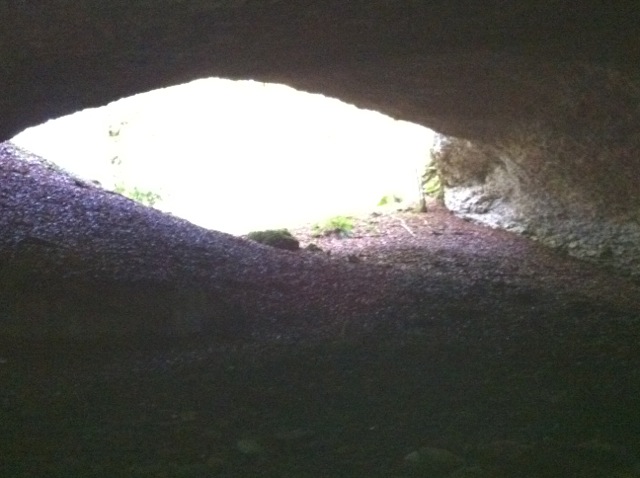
[404,446,465,474]
[236,438,265,455]
[404,450,422,464]
[246,229,299,251]
[305,243,323,253]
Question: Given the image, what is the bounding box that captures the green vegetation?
[114,183,162,207]
[418,136,453,203]
[107,121,163,208]
[246,229,300,251]
[377,194,403,207]
[312,215,355,238]
[422,163,443,201]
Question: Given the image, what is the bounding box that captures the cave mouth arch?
[12,77,438,235]
[2,5,640,474]
[2,2,639,279]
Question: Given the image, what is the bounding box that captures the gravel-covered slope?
[1,141,639,342]
[0,142,402,340]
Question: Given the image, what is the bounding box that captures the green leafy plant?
[377,194,403,207]
[114,183,162,207]
[422,163,444,201]
[246,229,300,251]
[420,137,451,203]
[107,120,163,208]
[312,216,355,238]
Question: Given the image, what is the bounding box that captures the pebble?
[236,438,265,455]
[403,446,465,474]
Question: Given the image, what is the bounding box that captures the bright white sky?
[13,78,435,234]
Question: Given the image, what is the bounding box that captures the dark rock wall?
[430,62,640,276]
[1,1,639,274]
[2,1,637,138]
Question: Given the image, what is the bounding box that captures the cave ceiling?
[1,1,638,142]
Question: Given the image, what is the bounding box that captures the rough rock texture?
[3,142,638,340]
[1,143,422,340]
[1,1,640,276]
[435,133,640,278]
[2,2,638,136]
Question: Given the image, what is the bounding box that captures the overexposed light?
[13,78,436,234]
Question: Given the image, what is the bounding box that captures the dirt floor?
[2,207,640,477]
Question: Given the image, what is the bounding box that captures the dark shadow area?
[1,294,639,477]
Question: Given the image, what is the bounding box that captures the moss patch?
[246,229,300,251]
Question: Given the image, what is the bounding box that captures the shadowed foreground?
[1,145,640,477]
[2,296,639,477]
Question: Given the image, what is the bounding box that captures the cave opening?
[11,77,439,235]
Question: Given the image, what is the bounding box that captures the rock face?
[1,1,639,275]
[434,132,640,277]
